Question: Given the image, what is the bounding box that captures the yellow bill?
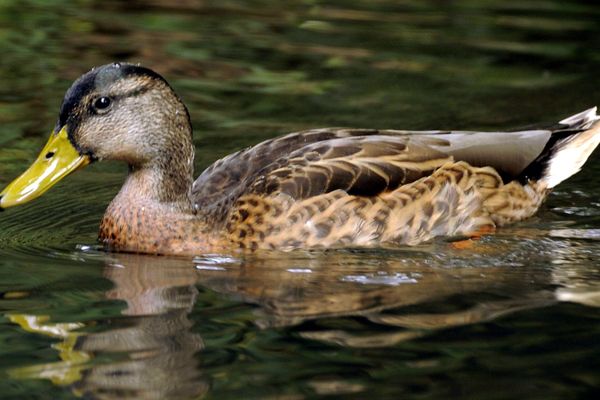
[0,126,90,209]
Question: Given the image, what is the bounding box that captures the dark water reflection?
[1,0,600,398]
[3,237,599,399]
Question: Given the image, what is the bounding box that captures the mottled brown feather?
[186,119,598,251]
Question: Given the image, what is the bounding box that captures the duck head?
[0,63,193,209]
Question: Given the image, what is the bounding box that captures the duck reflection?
[192,248,559,347]
[8,239,600,397]
[7,254,208,399]
[71,255,207,399]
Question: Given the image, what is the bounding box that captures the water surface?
[0,0,599,398]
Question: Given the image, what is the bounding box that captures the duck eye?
[93,96,112,112]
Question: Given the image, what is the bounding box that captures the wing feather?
[191,126,559,223]
[248,136,453,200]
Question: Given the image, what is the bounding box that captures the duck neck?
[118,108,197,209]
[98,128,225,254]
[99,160,222,254]
[122,159,194,211]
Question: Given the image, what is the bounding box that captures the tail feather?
[520,107,600,188]
[558,106,600,129]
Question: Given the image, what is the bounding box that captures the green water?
[1,0,599,398]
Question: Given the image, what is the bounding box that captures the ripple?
[195,265,227,271]
[341,272,419,286]
[0,175,118,259]
[549,229,600,240]
[193,254,240,266]
[552,206,600,217]
[286,268,313,274]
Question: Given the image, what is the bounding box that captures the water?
[0,0,599,398]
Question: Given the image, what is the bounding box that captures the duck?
[1,62,599,255]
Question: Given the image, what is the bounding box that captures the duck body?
[1,63,599,255]
[188,129,548,252]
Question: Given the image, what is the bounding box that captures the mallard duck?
[1,63,599,254]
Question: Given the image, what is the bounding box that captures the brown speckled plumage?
[221,159,547,250]
[4,63,600,255]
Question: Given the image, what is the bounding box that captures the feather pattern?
[188,108,600,250]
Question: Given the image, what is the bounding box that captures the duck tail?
[520,107,600,189]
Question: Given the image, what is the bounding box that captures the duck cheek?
[94,142,148,165]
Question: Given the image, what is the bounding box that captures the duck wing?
[192,107,600,232]
[192,128,448,223]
